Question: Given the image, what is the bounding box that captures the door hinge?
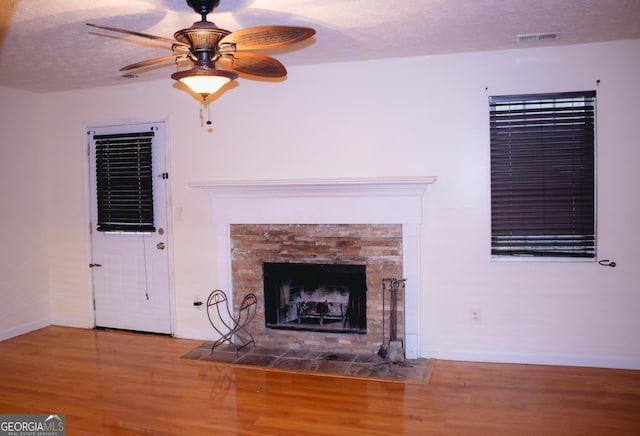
[159,172,169,180]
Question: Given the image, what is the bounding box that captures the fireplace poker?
[377,279,388,358]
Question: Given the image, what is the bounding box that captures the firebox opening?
[263,262,367,334]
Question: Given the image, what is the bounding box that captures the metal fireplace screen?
[263,262,367,334]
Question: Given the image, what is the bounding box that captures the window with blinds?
[94,130,155,232]
[489,91,596,258]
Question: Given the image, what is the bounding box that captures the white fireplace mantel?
[191,176,437,359]
[191,176,437,225]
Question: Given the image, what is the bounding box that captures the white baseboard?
[173,327,216,342]
[423,349,640,370]
[51,316,94,329]
[0,318,52,342]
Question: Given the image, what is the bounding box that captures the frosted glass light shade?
[171,69,238,99]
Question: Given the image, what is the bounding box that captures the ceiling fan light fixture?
[171,68,238,100]
[88,0,316,116]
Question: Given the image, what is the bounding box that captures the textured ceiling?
[1,0,639,93]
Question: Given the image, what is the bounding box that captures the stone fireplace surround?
[193,177,436,359]
[230,223,402,354]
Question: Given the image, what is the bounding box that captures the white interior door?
[88,122,171,334]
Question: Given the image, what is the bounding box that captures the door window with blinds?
[93,129,156,232]
[489,91,596,258]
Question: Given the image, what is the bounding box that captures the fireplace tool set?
[378,277,407,363]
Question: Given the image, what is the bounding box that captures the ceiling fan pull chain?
[199,102,213,127]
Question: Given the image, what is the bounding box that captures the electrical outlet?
[470,310,481,323]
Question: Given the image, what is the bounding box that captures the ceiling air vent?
[517,32,559,43]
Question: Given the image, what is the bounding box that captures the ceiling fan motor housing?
[174,21,230,54]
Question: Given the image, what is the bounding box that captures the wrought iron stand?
[206,289,257,355]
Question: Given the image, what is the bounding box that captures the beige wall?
[0,86,50,337]
[1,38,639,368]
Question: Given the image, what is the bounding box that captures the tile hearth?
[182,342,432,383]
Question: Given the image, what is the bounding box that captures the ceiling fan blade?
[219,52,287,78]
[86,23,191,48]
[219,26,316,51]
[120,54,190,71]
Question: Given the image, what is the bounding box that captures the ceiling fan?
[87,0,316,101]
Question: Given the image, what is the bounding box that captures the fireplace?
[263,262,367,333]
[192,177,437,357]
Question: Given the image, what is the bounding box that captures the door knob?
[156,242,165,250]
[89,263,102,268]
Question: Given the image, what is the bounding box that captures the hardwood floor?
[0,326,638,435]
